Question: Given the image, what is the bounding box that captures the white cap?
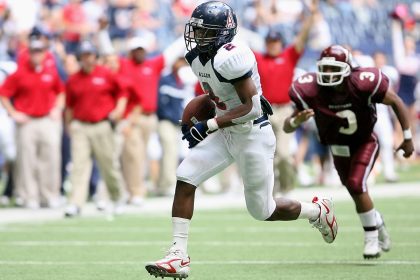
[127,37,150,51]
[29,39,46,50]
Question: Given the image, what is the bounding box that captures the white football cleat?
[378,220,391,252]
[145,244,190,279]
[310,197,338,243]
[363,234,381,259]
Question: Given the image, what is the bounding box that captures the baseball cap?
[77,41,97,55]
[127,37,150,51]
[29,26,51,39]
[29,39,46,51]
[265,30,284,43]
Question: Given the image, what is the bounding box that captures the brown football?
[181,94,216,128]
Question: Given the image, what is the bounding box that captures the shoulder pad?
[213,42,255,81]
[350,67,386,92]
[288,73,317,110]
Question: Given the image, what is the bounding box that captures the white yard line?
[0,260,419,266]
[1,240,419,247]
[1,226,420,233]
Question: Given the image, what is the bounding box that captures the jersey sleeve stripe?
[292,83,309,109]
[368,70,382,105]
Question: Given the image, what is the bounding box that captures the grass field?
[0,197,419,280]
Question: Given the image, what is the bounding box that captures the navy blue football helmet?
[184,1,237,54]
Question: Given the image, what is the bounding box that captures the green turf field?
[0,197,419,280]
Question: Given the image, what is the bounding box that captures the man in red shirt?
[254,0,319,193]
[0,39,64,209]
[99,33,184,199]
[64,41,127,217]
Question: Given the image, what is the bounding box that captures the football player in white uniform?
[145,2,338,279]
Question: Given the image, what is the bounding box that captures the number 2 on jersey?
[202,82,227,110]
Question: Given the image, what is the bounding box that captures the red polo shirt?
[0,63,63,117]
[118,72,140,118]
[17,48,56,70]
[255,45,302,105]
[66,65,127,122]
[119,55,164,114]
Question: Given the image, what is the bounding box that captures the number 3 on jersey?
[202,82,227,110]
[336,110,357,135]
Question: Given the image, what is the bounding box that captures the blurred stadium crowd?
[0,0,418,215]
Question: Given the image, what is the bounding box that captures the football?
[181,94,216,128]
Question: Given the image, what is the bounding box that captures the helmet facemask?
[184,18,236,54]
[316,58,351,86]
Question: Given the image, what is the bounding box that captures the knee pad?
[247,206,270,221]
[245,194,275,221]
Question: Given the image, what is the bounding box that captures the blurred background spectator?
[0,0,418,212]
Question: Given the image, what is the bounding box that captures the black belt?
[253,114,269,125]
[30,114,49,119]
[76,119,107,124]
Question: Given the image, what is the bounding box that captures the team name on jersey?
[328,103,352,109]
[199,72,211,78]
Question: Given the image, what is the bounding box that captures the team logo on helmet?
[226,10,235,28]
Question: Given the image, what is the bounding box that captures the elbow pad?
[232,95,262,124]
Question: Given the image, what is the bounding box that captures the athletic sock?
[299,202,320,221]
[375,210,384,227]
[359,209,378,232]
[172,217,190,253]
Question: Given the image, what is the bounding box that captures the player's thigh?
[176,131,233,187]
[347,136,379,193]
[235,125,276,220]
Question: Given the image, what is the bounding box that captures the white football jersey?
[185,41,262,119]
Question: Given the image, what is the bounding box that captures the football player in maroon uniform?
[284,45,414,259]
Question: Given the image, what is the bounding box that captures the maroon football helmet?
[316,45,352,86]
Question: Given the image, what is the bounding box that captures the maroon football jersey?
[289,67,389,146]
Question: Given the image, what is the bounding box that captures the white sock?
[172,217,190,253]
[358,209,377,232]
[375,210,383,227]
[298,202,320,221]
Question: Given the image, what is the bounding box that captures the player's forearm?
[283,116,299,133]
[215,102,258,129]
[383,92,411,133]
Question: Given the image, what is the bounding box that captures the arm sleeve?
[288,81,309,111]
[286,45,302,67]
[112,73,129,100]
[370,71,390,104]
[355,68,390,104]
[151,55,165,74]
[288,87,304,111]
[213,44,255,81]
[0,72,18,98]
[54,74,65,95]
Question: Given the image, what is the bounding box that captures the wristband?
[207,118,219,131]
[289,117,299,128]
[403,129,412,140]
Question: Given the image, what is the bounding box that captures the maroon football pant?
[332,134,379,195]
